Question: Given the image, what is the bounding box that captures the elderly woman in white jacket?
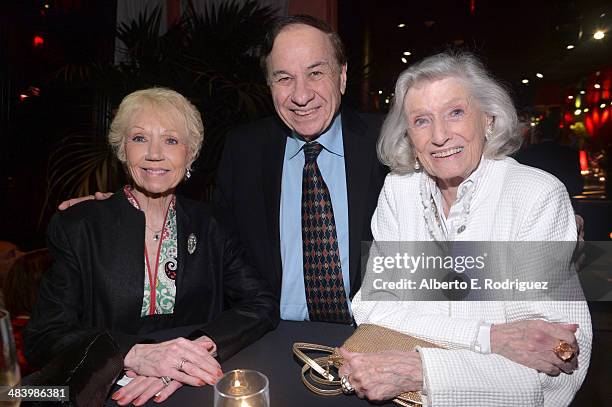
[338,52,591,406]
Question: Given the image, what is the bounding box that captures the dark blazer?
[214,106,387,299]
[25,191,279,368]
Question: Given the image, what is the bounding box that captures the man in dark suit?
[58,16,386,323]
[214,15,387,323]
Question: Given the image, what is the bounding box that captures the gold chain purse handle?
[292,342,345,396]
[293,324,434,406]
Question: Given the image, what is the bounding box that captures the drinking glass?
[214,369,269,407]
[0,310,21,406]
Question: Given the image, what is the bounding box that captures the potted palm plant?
[41,0,276,224]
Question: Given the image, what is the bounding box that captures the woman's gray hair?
[378,51,522,173]
[108,87,204,170]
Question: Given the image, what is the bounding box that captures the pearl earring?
[414,157,421,171]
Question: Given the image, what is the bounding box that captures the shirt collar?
[428,156,489,223]
[428,155,489,200]
[457,155,489,198]
[286,113,344,160]
[424,157,489,239]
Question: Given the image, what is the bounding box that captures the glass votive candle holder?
[214,369,269,407]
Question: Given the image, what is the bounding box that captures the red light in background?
[18,87,41,102]
[585,115,594,135]
[593,108,600,127]
[602,108,610,125]
[564,112,572,123]
[28,86,41,96]
[593,91,601,104]
[33,35,44,47]
[579,151,588,172]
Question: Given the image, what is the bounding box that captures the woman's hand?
[124,336,223,387]
[337,348,423,401]
[491,320,579,375]
[195,334,218,357]
[112,371,183,406]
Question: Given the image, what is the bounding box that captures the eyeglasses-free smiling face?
[124,106,189,196]
[404,77,490,189]
[267,24,347,141]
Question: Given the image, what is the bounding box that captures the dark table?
[110,321,393,407]
[161,321,393,406]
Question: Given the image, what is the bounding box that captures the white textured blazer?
[352,157,592,407]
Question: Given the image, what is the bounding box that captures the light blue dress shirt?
[279,115,351,321]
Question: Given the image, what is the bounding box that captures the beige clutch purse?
[293,324,441,406]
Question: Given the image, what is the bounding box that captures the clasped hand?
[491,320,579,375]
[337,348,423,401]
[112,336,222,405]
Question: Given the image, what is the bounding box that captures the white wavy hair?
[378,51,523,174]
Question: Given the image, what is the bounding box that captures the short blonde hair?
[108,87,204,170]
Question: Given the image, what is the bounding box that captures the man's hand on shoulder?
[58,192,113,210]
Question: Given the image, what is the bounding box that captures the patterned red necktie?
[302,141,351,323]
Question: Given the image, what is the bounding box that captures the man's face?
[266,24,347,141]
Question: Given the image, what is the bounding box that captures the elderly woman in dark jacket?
[25,88,279,406]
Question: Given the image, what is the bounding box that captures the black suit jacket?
[25,191,279,368]
[214,106,387,299]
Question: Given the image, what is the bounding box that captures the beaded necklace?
[419,159,488,241]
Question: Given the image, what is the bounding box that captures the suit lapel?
[112,193,147,331]
[262,119,288,291]
[342,107,375,293]
[174,197,192,313]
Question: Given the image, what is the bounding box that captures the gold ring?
[161,376,172,387]
[178,358,188,371]
[553,340,575,361]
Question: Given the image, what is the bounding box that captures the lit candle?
[228,373,248,396]
[214,370,269,407]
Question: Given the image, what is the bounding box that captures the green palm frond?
[42,0,276,221]
[39,135,123,226]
